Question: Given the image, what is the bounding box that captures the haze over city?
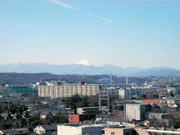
[0,1,180,69]
[1,1,180,135]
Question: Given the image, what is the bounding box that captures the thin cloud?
[48,0,112,23]
[48,0,76,9]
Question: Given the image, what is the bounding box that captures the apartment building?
[38,84,103,98]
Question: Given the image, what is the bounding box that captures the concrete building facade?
[77,107,99,115]
[38,84,102,98]
[119,88,143,99]
[124,103,145,121]
[57,124,104,135]
[104,127,136,135]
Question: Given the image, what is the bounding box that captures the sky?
[0,0,180,69]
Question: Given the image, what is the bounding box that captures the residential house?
[34,125,57,135]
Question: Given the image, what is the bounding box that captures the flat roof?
[58,123,106,127]
[147,129,180,134]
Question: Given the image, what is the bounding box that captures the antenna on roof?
[126,77,128,86]
[110,73,113,86]
[58,77,61,82]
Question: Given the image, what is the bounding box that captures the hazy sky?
[0,0,180,69]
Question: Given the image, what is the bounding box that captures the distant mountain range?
[0,63,180,76]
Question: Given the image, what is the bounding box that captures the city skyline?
[0,1,180,69]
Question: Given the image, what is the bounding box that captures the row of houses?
[1,123,180,135]
[33,124,180,135]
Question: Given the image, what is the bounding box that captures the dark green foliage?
[64,95,98,110]
[0,102,67,130]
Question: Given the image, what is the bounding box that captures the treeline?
[0,102,67,130]
[63,94,98,109]
[0,73,150,85]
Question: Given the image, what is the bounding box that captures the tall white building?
[126,77,128,86]
[38,84,103,98]
[124,103,145,121]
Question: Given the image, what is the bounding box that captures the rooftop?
[147,129,180,134]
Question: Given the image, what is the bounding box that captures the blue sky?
[0,0,180,69]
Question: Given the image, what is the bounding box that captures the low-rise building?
[104,126,136,135]
[68,114,95,123]
[95,114,111,122]
[0,128,28,135]
[142,99,167,106]
[77,107,99,115]
[34,125,57,135]
[2,85,37,96]
[135,128,150,135]
[147,129,180,135]
[106,86,119,95]
[57,124,104,135]
[119,88,143,99]
[148,112,170,121]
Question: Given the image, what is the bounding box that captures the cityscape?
[0,0,180,135]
